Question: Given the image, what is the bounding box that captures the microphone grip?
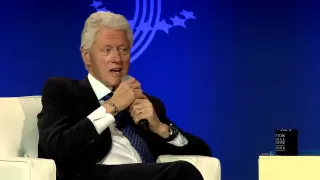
[139,119,149,130]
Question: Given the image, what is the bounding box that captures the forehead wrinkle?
[96,29,129,47]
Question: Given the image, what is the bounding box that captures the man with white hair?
[37,11,211,180]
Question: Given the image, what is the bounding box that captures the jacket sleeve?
[37,78,107,175]
[146,97,212,157]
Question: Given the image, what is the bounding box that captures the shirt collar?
[87,73,112,101]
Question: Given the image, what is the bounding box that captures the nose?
[111,50,121,63]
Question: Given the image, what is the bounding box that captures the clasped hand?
[104,77,166,135]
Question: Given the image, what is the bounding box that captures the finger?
[130,99,139,107]
[126,77,137,84]
[133,89,144,99]
[137,99,151,107]
[134,112,150,125]
[132,103,145,112]
[130,81,141,89]
[129,99,146,113]
[132,116,141,125]
[134,110,154,125]
[129,99,140,113]
[117,81,131,91]
[133,98,146,105]
[129,108,136,118]
[130,103,148,118]
[131,109,144,124]
[136,100,153,112]
[129,99,151,113]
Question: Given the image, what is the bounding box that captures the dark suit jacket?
[37,77,212,180]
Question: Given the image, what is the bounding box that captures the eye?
[119,48,129,54]
[103,48,112,54]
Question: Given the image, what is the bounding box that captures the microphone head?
[121,75,131,82]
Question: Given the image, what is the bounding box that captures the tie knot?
[101,92,113,101]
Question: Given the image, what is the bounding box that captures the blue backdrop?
[1,0,320,180]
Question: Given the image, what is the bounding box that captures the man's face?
[82,28,131,88]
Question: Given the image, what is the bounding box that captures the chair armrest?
[0,157,56,180]
[156,155,221,180]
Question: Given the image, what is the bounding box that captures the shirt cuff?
[87,106,115,134]
[167,133,188,147]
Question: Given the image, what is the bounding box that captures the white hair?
[81,11,133,50]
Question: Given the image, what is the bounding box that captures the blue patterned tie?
[101,93,155,163]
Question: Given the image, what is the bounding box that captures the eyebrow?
[102,45,113,48]
[103,44,129,48]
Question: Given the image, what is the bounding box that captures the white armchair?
[0,96,221,180]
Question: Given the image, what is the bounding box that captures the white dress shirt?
[86,73,188,165]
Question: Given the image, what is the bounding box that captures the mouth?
[109,68,123,76]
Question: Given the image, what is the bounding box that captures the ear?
[81,47,91,67]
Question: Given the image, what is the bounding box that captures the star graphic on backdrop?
[155,20,172,34]
[180,10,196,20]
[170,16,186,28]
[136,22,153,32]
[88,1,196,62]
[90,0,103,9]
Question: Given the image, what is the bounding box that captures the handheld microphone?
[121,75,149,131]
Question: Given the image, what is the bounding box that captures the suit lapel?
[77,77,100,114]
[76,77,112,159]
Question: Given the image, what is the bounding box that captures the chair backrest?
[0,96,42,158]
